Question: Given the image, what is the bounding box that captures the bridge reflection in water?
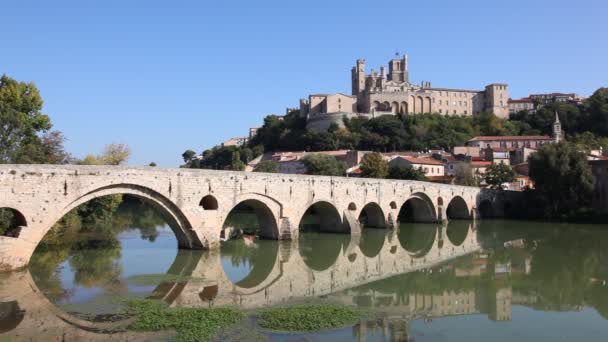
[0,220,486,339]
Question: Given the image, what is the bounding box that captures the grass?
[257,304,362,332]
[125,299,245,342]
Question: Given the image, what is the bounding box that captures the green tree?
[230,151,245,171]
[149,162,157,167]
[301,154,345,176]
[454,163,478,186]
[0,74,67,164]
[484,163,515,189]
[360,152,388,178]
[182,149,197,163]
[254,160,279,173]
[387,165,427,181]
[529,142,595,217]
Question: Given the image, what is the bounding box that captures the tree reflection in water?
[29,195,172,304]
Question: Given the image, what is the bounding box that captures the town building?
[387,155,445,177]
[529,92,584,105]
[508,97,535,114]
[301,53,509,131]
[221,136,249,147]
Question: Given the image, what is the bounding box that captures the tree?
[484,163,515,189]
[230,151,245,171]
[182,149,197,163]
[454,163,478,186]
[301,154,345,176]
[360,152,388,178]
[100,143,131,165]
[529,142,595,217]
[254,160,279,173]
[387,165,427,181]
[149,162,157,167]
[0,74,67,164]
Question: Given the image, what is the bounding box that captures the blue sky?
[2,0,606,166]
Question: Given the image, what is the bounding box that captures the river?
[1,197,608,341]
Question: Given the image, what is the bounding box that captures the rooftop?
[468,135,553,142]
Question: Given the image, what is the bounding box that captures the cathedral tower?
[351,59,366,96]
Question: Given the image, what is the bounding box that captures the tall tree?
[454,163,479,186]
[529,142,595,217]
[0,74,67,163]
[360,152,388,179]
[484,163,515,189]
[301,154,345,176]
[100,143,131,165]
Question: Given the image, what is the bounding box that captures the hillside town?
[202,53,600,192]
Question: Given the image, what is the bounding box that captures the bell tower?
[552,111,563,142]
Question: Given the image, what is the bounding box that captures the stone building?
[301,53,509,131]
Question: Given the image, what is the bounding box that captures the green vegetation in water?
[125,299,245,342]
[257,304,362,332]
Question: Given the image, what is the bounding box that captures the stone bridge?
[0,165,517,271]
[0,222,484,339]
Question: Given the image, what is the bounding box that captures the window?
[464,110,468,114]
[424,167,428,173]
[453,110,457,114]
[439,100,442,105]
[439,109,443,113]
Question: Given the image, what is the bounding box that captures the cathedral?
[300,53,509,131]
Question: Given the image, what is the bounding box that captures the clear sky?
[2,0,606,166]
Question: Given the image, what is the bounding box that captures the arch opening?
[0,301,25,333]
[446,196,471,220]
[390,201,397,210]
[398,194,436,223]
[446,220,470,246]
[348,202,357,211]
[29,194,186,319]
[358,202,386,229]
[359,229,386,258]
[0,208,27,238]
[397,223,438,257]
[221,199,278,240]
[200,195,218,210]
[298,231,350,272]
[299,201,345,233]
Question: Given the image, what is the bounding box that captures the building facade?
[301,53,509,131]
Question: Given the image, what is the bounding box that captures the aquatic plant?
[257,304,361,332]
[126,299,245,341]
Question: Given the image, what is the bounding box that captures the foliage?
[149,162,157,167]
[254,160,279,173]
[484,163,515,189]
[387,165,427,181]
[126,299,245,342]
[360,152,388,178]
[188,145,263,171]
[100,143,131,165]
[528,142,595,218]
[301,154,346,176]
[0,74,68,164]
[0,208,20,236]
[454,163,479,186]
[182,149,197,163]
[257,304,361,332]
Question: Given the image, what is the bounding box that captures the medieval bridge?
[0,165,516,271]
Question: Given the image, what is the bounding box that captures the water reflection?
[3,207,608,340]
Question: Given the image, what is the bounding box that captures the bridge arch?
[47,183,198,249]
[398,192,437,223]
[446,196,471,219]
[358,202,386,229]
[0,207,27,238]
[298,200,345,233]
[221,198,279,240]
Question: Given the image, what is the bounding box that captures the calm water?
[2,201,608,341]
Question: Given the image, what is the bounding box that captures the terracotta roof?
[394,156,444,165]
[468,135,553,142]
[471,161,492,167]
